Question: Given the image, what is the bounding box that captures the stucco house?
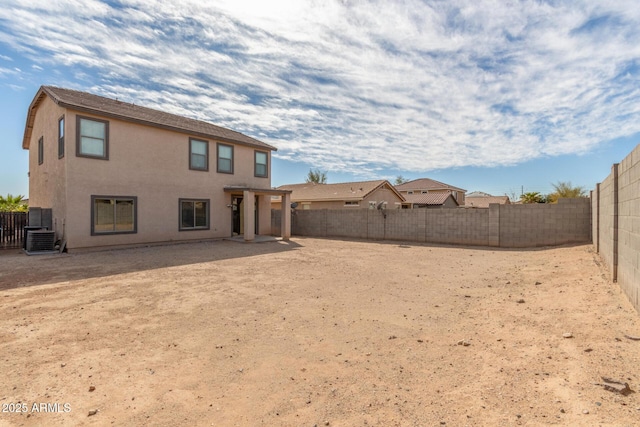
[272,180,405,210]
[23,86,291,251]
[395,178,466,206]
[464,192,511,208]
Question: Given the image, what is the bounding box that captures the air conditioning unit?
[25,230,56,252]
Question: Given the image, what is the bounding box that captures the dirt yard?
[0,237,639,426]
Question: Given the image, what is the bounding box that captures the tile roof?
[23,86,275,150]
[465,195,511,208]
[276,180,404,202]
[403,192,458,206]
[395,178,466,192]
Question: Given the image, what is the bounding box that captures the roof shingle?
[277,180,403,202]
[395,178,466,192]
[403,192,458,206]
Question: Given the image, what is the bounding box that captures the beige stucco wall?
[361,186,404,208]
[28,96,67,242]
[28,99,273,250]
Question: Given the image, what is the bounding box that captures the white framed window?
[344,201,359,207]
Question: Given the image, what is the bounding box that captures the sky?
[1,0,640,199]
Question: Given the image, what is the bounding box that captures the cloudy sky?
[1,0,639,197]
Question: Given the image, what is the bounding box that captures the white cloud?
[1,0,640,177]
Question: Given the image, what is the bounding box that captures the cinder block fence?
[593,143,640,313]
[272,198,591,248]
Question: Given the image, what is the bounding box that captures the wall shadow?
[291,235,592,253]
[0,238,302,292]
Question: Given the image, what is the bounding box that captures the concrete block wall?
[595,144,640,312]
[424,208,490,246]
[499,200,591,248]
[383,209,425,242]
[597,171,616,276]
[328,209,368,239]
[274,198,591,249]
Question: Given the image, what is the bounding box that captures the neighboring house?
[465,192,511,208]
[395,178,467,205]
[272,180,405,210]
[23,86,292,251]
[402,192,459,209]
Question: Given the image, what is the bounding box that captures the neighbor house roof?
[23,85,275,150]
[275,180,405,202]
[466,191,493,197]
[465,195,511,208]
[395,178,466,192]
[403,192,459,206]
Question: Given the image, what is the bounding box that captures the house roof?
[465,195,511,208]
[275,180,405,202]
[403,192,459,206]
[466,191,493,197]
[23,86,276,150]
[395,178,466,192]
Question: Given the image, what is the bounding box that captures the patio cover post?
[281,192,291,241]
[243,190,255,242]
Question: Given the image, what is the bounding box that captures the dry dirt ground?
[0,237,639,427]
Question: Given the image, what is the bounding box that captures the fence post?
[612,163,619,282]
[488,204,500,247]
[595,183,600,253]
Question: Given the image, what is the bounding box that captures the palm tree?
[305,169,327,184]
[0,194,28,212]
[520,192,543,204]
[547,181,586,203]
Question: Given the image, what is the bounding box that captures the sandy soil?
[0,237,639,427]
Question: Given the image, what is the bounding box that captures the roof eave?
[56,101,277,151]
[22,87,50,149]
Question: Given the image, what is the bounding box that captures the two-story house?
[23,86,291,251]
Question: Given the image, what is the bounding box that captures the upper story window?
[217,143,234,174]
[189,138,208,171]
[77,116,109,159]
[255,150,268,177]
[407,191,414,195]
[58,116,65,158]
[38,136,44,165]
